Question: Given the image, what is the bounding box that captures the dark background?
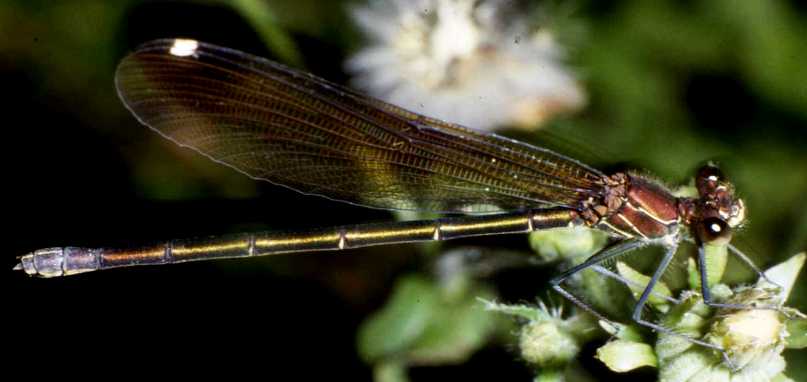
[5,1,806,380]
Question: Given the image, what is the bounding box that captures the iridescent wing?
[115,39,605,213]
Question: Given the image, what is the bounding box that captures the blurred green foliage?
[357,273,501,376]
[4,0,806,379]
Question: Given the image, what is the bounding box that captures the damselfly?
[15,39,776,363]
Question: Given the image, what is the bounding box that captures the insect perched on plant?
[15,39,783,366]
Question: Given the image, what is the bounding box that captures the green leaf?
[772,374,796,382]
[579,262,633,319]
[616,262,673,309]
[786,318,807,349]
[596,340,657,372]
[406,287,498,365]
[656,348,713,382]
[758,252,805,301]
[534,368,564,382]
[358,274,499,367]
[373,361,408,382]
[686,243,728,290]
[479,298,551,322]
[601,321,645,342]
[357,275,440,363]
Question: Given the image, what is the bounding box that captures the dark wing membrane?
[115,39,605,213]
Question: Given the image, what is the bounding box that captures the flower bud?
[519,320,580,367]
[657,253,805,381]
[708,288,786,371]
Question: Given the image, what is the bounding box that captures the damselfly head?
[692,163,746,244]
[695,163,724,196]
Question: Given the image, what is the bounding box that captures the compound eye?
[696,164,724,195]
[697,217,732,244]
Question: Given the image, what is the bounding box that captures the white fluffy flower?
[346,0,585,130]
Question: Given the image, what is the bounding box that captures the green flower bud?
[708,290,787,373]
[520,319,581,367]
[483,299,600,370]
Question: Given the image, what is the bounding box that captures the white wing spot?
[170,39,199,57]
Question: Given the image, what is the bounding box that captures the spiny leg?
[684,237,782,289]
[631,243,735,368]
[698,245,788,316]
[591,265,680,305]
[549,239,645,323]
[727,243,782,289]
